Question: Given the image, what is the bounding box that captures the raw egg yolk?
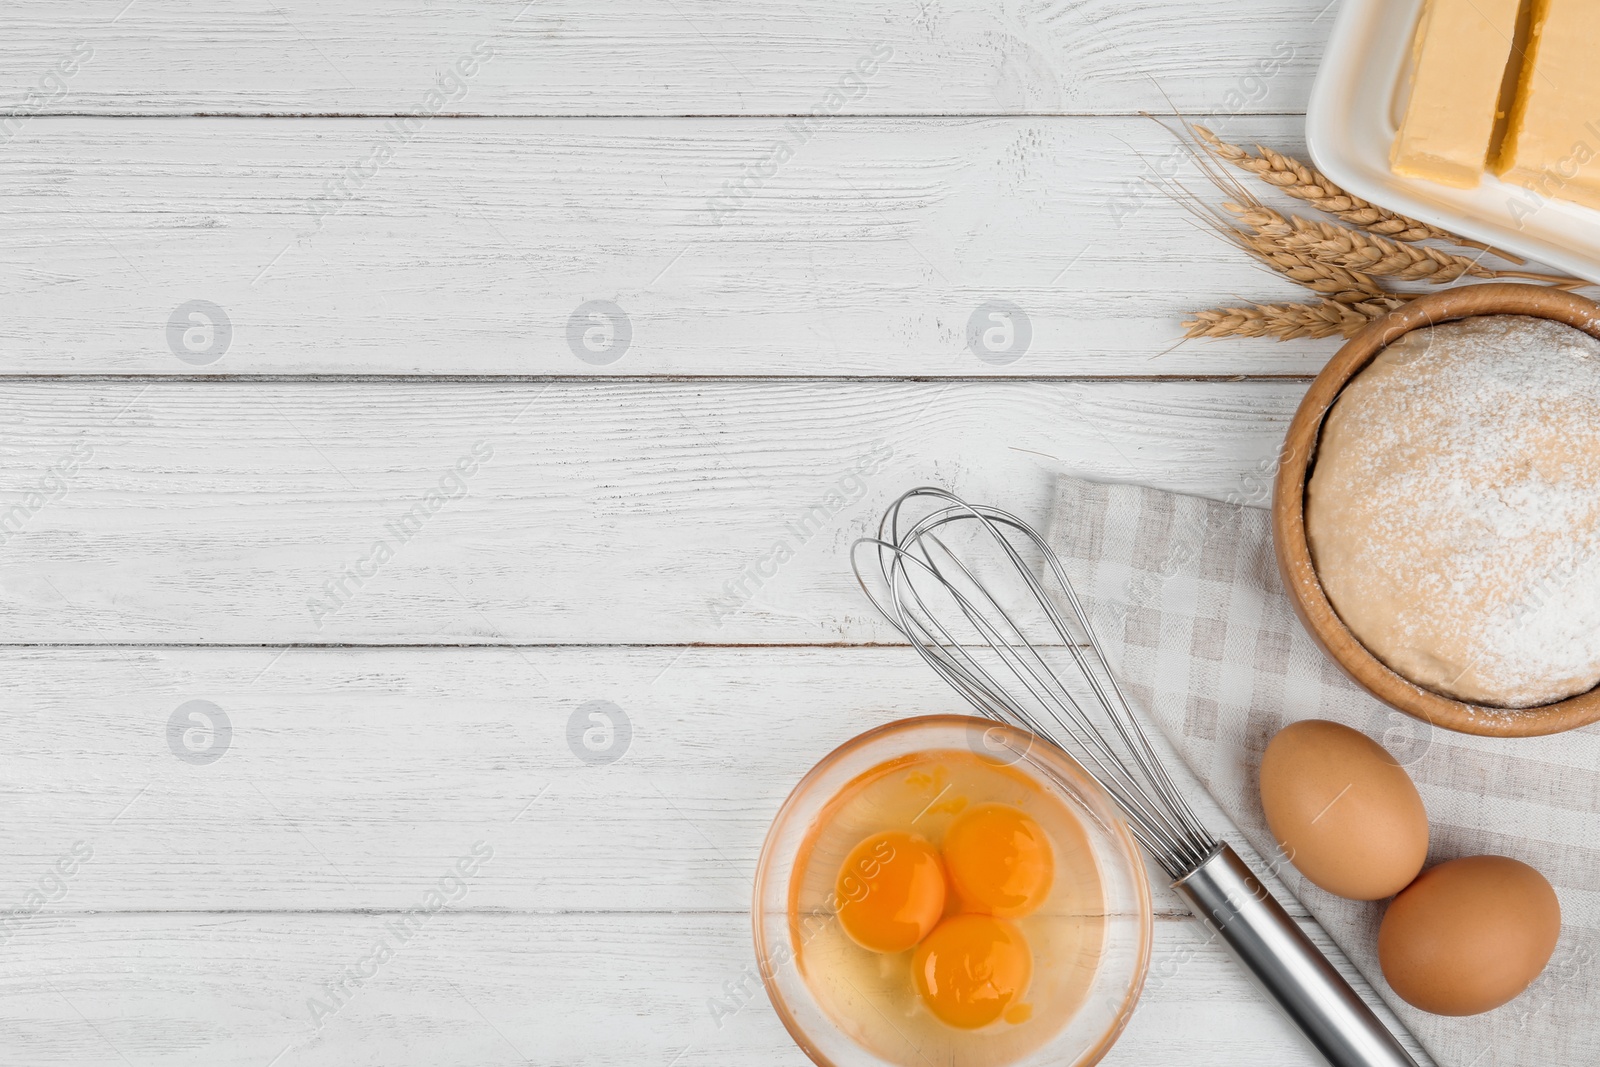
[912,914,1033,1029]
[941,803,1053,918]
[835,831,946,954]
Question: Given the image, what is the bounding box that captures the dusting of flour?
[1306,314,1600,709]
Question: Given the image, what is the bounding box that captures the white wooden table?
[0,2,1434,1064]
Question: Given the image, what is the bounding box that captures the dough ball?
[1306,315,1600,708]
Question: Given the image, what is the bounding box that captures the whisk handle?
[1172,844,1421,1067]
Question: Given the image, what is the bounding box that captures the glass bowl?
[753,715,1152,1067]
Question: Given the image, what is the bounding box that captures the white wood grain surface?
[0,116,1335,377]
[0,645,1428,1065]
[0,2,1439,1064]
[3,913,1338,1067]
[0,379,1294,643]
[0,0,1329,116]
[0,646,1283,912]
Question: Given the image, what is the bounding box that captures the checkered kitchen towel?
[1046,475,1600,1067]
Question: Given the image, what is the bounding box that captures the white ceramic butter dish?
[1308,0,1600,284]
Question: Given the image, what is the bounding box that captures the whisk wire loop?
[852,486,1219,878]
[897,534,1198,863]
[864,534,1197,869]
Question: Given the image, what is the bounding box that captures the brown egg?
[1379,856,1561,1016]
[1258,719,1428,900]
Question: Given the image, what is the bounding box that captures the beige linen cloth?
[1046,475,1600,1067]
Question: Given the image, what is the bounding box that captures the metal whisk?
[852,487,1419,1067]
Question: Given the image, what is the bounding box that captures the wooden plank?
[0,0,1330,117]
[5,642,1418,1066]
[0,645,1427,1062]
[0,379,1295,644]
[0,645,1322,915]
[0,115,1349,377]
[0,911,1364,1067]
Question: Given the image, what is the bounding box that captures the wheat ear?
[1209,200,1383,302]
[1236,232,1386,303]
[1184,297,1408,341]
[1142,120,1385,302]
[1222,200,1581,288]
[1280,217,1583,287]
[1191,124,1525,262]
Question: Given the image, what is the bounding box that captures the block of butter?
[1391,0,1523,188]
[1495,0,1600,210]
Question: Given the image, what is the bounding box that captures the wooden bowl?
[1272,283,1600,738]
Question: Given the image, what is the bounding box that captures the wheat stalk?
[1193,194,1386,303]
[1282,222,1478,282]
[1167,123,1594,343]
[1184,297,1408,341]
[1146,123,1391,304]
[1222,200,1582,288]
[1190,124,1506,254]
[1279,217,1582,287]
[1236,231,1385,303]
[1226,202,1294,239]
